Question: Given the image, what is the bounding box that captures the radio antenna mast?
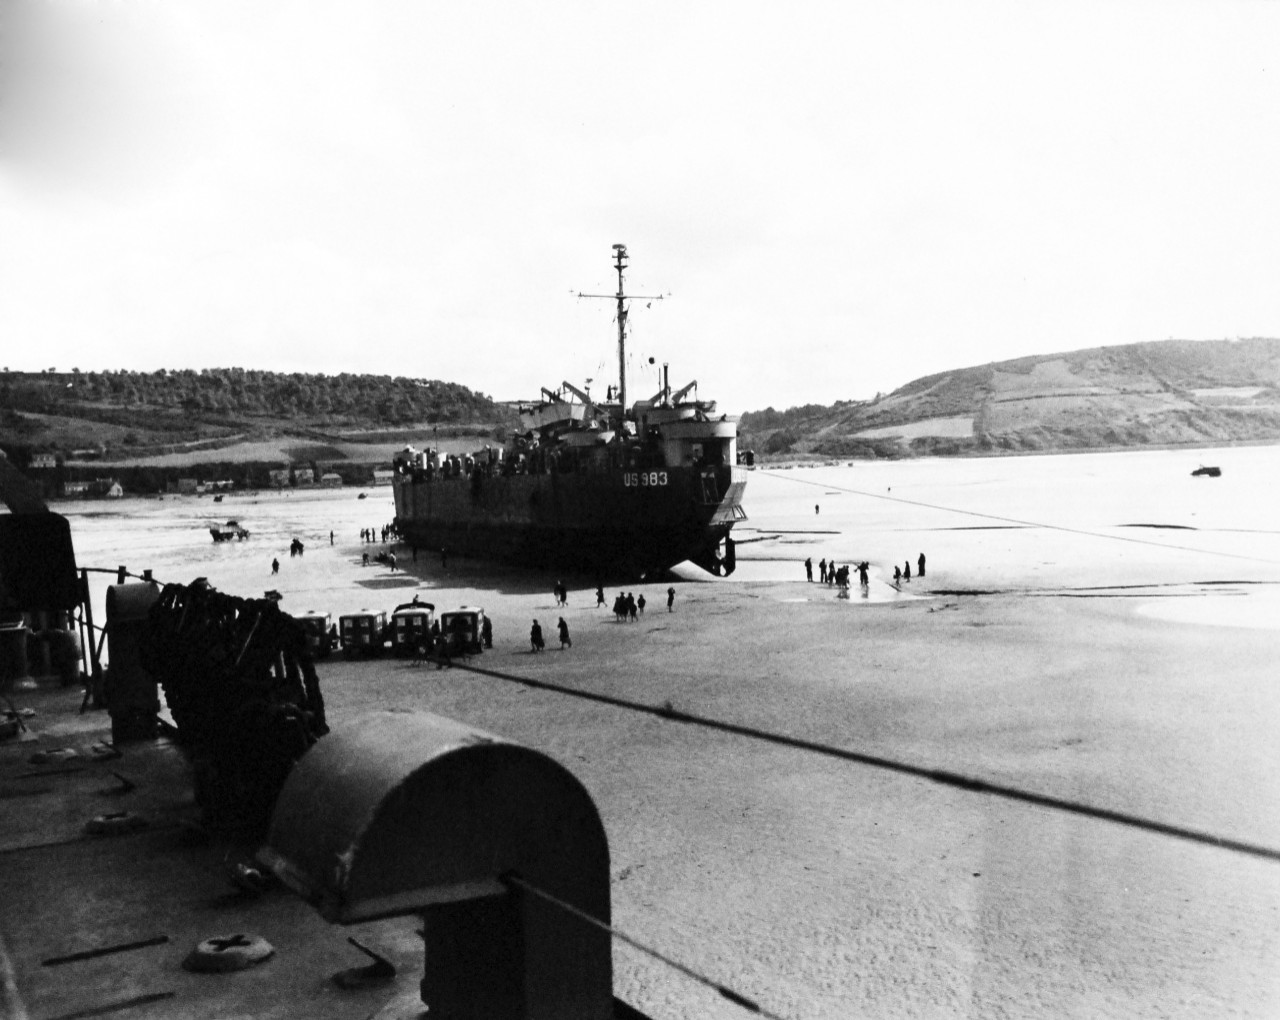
[577,244,665,422]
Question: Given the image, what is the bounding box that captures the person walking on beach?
[857,561,870,591]
[637,593,646,615]
[530,619,544,652]
[626,593,637,622]
[596,586,606,608]
[918,552,926,578]
[481,615,492,649]
[903,560,911,582]
[557,617,571,649]
[893,564,901,585]
[819,558,827,584]
[804,557,813,582]
[667,586,676,612]
[271,557,279,575]
[389,551,397,571]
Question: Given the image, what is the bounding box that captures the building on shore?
[63,478,122,498]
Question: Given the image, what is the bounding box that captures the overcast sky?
[3,0,1279,414]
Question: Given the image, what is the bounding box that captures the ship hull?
[393,464,747,578]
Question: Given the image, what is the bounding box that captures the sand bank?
[25,450,1280,1018]
[66,528,1275,1019]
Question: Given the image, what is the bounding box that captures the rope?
[758,469,1280,566]
[502,874,788,1020]
[449,660,1280,865]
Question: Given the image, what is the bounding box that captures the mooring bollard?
[258,711,613,1020]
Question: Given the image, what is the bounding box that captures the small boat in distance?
[210,520,250,542]
[1191,465,1222,478]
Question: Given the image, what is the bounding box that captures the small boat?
[1191,466,1222,478]
[210,520,250,542]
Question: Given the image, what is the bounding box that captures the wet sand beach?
[11,446,1280,1018]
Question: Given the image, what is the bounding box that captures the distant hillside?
[0,368,519,494]
[0,367,515,457]
[741,338,1280,459]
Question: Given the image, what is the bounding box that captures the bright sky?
[3,1,1280,414]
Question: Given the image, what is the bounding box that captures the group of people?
[893,553,926,585]
[530,617,571,652]
[360,525,393,544]
[804,553,927,591]
[595,585,677,620]
[269,537,307,574]
[609,592,644,621]
[808,557,866,589]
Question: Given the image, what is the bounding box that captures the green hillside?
[0,368,518,494]
[0,367,512,453]
[741,338,1280,459]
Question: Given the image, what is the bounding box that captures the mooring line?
[757,469,1280,566]
[502,873,788,1019]
[450,660,1280,865]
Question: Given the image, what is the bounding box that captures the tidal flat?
[36,444,1280,1018]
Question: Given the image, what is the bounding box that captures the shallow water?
[729,446,1280,623]
[54,444,1280,629]
[59,485,400,635]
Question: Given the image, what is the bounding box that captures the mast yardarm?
[577,243,664,424]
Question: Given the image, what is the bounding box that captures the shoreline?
[6,449,1280,1017]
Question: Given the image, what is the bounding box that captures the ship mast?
[577,243,664,427]
[613,243,628,414]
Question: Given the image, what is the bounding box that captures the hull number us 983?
[624,471,669,488]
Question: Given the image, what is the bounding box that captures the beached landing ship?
[392,245,747,578]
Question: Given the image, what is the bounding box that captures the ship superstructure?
[392,245,747,578]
